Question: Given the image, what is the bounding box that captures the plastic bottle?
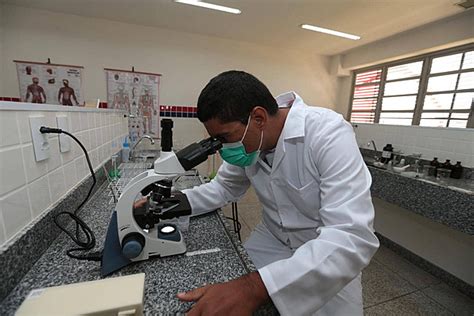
[122,137,130,163]
[429,157,440,177]
[380,144,394,164]
[450,161,463,179]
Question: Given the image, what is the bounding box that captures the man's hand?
[177,272,269,315]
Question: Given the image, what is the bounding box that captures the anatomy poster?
[105,68,161,140]
[15,60,84,106]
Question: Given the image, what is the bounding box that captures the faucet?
[131,135,155,160]
[367,140,379,161]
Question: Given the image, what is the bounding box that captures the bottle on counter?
[428,157,440,177]
[450,161,463,179]
[380,144,394,164]
[441,159,453,170]
[122,137,131,163]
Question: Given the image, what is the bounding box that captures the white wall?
[0,3,5,96]
[1,4,338,110]
[0,103,127,247]
[374,198,474,285]
[354,123,474,167]
[340,10,474,70]
[332,10,474,116]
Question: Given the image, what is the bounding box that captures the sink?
[131,150,160,163]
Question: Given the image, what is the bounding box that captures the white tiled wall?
[354,123,474,167]
[0,102,128,247]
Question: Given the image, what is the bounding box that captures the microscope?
[102,119,221,276]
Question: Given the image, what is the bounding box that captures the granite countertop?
[367,165,474,235]
[0,165,274,315]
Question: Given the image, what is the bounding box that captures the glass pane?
[354,84,379,98]
[421,112,450,119]
[420,119,448,127]
[451,113,469,119]
[351,98,377,111]
[449,120,467,128]
[355,69,382,85]
[381,96,417,111]
[423,94,453,110]
[379,118,412,125]
[462,51,474,70]
[430,53,462,73]
[380,112,414,119]
[453,92,474,109]
[427,74,457,92]
[384,79,419,96]
[457,72,474,90]
[350,112,375,124]
[386,61,423,80]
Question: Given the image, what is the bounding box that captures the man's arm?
[39,87,46,103]
[177,271,269,316]
[25,86,31,101]
[71,89,79,105]
[58,88,63,104]
[182,161,251,217]
[257,113,379,315]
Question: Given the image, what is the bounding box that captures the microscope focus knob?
[122,233,145,259]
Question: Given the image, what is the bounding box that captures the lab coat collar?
[270,92,307,171]
[275,91,306,140]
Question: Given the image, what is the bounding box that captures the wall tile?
[63,161,77,193]
[80,112,90,130]
[70,112,81,132]
[0,111,20,148]
[16,111,35,144]
[0,187,32,240]
[21,144,48,183]
[27,176,52,218]
[88,112,96,128]
[0,205,6,245]
[75,156,87,181]
[46,138,61,172]
[0,147,27,196]
[48,167,66,205]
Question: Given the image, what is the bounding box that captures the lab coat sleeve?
[182,161,251,216]
[258,114,379,315]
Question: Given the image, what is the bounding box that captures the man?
[139,88,154,134]
[25,77,46,103]
[58,79,79,106]
[177,71,379,315]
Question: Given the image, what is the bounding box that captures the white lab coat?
[183,92,379,316]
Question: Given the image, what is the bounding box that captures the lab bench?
[0,164,276,315]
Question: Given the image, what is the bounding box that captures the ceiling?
[3,0,467,55]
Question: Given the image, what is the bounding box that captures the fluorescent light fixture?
[301,24,360,40]
[174,0,241,14]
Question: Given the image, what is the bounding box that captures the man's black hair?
[197,70,278,124]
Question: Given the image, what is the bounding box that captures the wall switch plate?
[56,115,71,153]
[29,116,50,162]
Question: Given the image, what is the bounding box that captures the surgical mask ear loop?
[240,115,252,142]
[257,130,263,151]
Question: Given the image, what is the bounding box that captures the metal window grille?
[348,44,474,128]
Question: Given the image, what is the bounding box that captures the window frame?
[347,43,474,128]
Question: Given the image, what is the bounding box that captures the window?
[349,69,381,123]
[349,44,474,128]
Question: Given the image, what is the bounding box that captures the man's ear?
[252,106,267,129]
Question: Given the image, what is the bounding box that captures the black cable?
[40,126,101,261]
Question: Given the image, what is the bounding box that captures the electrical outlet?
[56,115,71,153]
[29,116,50,162]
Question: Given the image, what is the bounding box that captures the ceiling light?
[301,24,361,40]
[174,0,241,15]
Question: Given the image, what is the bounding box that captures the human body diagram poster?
[105,68,161,140]
[15,60,84,106]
